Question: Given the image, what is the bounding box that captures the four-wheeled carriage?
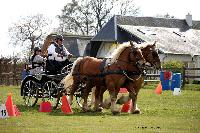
[20,62,92,109]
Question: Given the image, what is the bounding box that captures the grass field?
[0,85,200,133]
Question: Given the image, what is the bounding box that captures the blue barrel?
[21,70,29,80]
[161,79,171,90]
[171,73,181,91]
[160,71,165,81]
[160,71,171,90]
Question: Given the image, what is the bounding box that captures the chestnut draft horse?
[95,42,161,114]
[62,41,148,114]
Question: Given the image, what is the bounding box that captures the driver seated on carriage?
[29,47,47,75]
[46,34,73,75]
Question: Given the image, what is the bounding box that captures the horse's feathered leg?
[99,86,107,108]
[69,78,80,105]
[93,86,103,112]
[129,92,140,114]
[108,87,120,115]
[82,81,94,112]
[126,77,143,114]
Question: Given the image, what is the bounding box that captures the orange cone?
[119,88,128,93]
[39,101,52,112]
[61,96,73,114]
[13,105,21,116]
[5,94,16,116]
[121,100,132,113]
[155,82,162,95]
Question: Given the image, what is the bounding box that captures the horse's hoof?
[112,111,120,115]
[103,99,111,109]
[132,109,141,114]
[82,109,91,112]
[54,106,61,110]
[82,107,91,112]
[94,107,103,112]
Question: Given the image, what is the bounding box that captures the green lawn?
[0,85,200,133]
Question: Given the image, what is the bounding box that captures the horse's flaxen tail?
[61,57,83,92]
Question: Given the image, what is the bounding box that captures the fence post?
[182,66,186,88]
[13,58,17,85]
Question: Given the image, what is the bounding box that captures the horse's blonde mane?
[69,57,83,75]
[110,42,131,64]
[109,41,155,64]
[61,57,83,90]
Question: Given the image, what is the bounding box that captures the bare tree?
[58,0,94,35]
[114,0,140,16]
[90,0,116,32]
[58,0,139,35]
[8,14,51,58]
[156,13,175,18]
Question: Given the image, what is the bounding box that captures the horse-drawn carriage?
[20,61,91,109]
[21,41,161,115]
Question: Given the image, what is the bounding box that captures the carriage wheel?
[22,79,39,107]
[42,81,60,108]
[61,63,73,74]
[53,83,65,109]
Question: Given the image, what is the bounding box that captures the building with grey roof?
[86,14,200,80]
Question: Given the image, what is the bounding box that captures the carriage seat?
[45,59,72,75]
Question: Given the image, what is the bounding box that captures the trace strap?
[122,70,141,81]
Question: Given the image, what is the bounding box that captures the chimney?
[186,13,192,27]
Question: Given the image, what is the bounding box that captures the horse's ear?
[129,41,135,47]
[153,41,157,46]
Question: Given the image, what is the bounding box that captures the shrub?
[162,60,184,73]
[192,80,200,84]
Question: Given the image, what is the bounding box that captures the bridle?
[144,46,159,69]
[130,47,146,70]
[114,46,146,77]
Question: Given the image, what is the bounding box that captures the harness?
[73,46,146,81]
[54,43,66,56]
[72,57,145,81]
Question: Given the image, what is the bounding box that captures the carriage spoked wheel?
[61,63,73,74]
[53,83,66,109]
[22,79,39,107]
[42,81,60,108]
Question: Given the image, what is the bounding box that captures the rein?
[116,59,138,65]
[72,70,142,78]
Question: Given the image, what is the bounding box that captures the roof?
[50,33,93,40]
[91,16,117,42]
[116,15,200,30]
[91,15,200,55]
[118,25,200,55]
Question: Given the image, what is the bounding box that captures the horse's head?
[110,41,146,70]
[140,42,161,69]
[129,41,146,68]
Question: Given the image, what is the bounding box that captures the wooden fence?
[1,58,200,87]
[145,67,200,87]
[0,58,24,86]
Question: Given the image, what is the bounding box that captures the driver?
[47,34,73,74]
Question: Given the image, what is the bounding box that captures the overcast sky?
[0,0,200,56]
